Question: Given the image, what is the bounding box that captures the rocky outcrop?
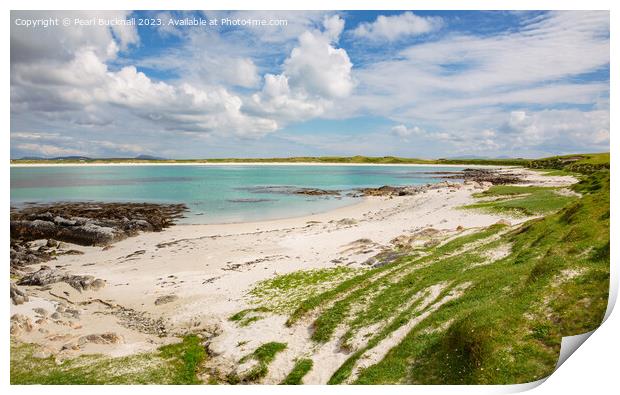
[238,185,341,196]
[355,182,463,197]
[438,168,524,185]
[10,202,187,272]
[11,202,187,246]
[17,266,106,292]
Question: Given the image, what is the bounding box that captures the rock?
[154,294,178,305]
[61,342,80,351]
[10,202,187,271]
[56,223,119,246]
[64,309,80,319]
[17,266,65,286]
[10,314,34,336]
[46,239,59,248]
[33,307,49,317]
[456,225,464,231]
[17,266,105,292]
[79,332,124,345]
[65,275,106,292]
[438,168,524,185]
[10,283,29,305]
[495,219,512,226]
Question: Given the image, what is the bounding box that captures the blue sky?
[10,10,610,159]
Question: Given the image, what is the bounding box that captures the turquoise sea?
[10,165,463,224]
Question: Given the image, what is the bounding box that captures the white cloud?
[248,16,354,122]
[10,11,610,158]
[391,124,424,138]
[14,143,84,157]
[11,11,278,138]
[352,12,443,41]
[283,15,354,99]
[322,14,345,42]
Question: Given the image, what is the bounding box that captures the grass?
[271,169,609,385]
[11,335,207,384]
[528,152,609,173]
[461,185,578,217]
[248,267,358,314]
[281,358,314,384]
[229,307,271,327]
[235,342,287,382]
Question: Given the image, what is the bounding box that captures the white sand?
[10,168,577,382]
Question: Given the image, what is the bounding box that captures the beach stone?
[10,283,29,305]
[17,266,106,292]
[33,307,49,317]
[154,294,179,305]
[10,314,34,336]
[79,332,124,345]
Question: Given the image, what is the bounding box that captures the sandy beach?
[9,167,577,384]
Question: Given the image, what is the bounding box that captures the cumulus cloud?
[283,15,354,99]
[10,11,610,158]
[10,11,278,139]
[249,15,354,122]
[352,12,443,41]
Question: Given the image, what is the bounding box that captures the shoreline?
[10,162,511,168]
[9,167,579,384]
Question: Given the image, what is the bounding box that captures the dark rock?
[154,294,178,305]
[17,266,106,292]
[10,202,187,271]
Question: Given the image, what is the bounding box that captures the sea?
[10,165,464,224]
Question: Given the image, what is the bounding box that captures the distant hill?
[134,154,165,160]
[17,154,165,161]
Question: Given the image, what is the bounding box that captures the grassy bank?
[245,168,609,384]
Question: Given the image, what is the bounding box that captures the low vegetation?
[248,266,358,314]
[461,185,579,217]
[281,358,314,384]
[11,335,207,384]
[247,168,609,384]
[232,342,287,383]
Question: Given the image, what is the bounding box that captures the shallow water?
[10,165,463,224]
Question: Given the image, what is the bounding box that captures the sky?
[10,10,610,159]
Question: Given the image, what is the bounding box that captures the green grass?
[249,267,358,314]
[265,169,608,385]
[229,307,271,327]
[236,342,287,382]
[11,335,207,384]
[462,185,578,217]
[281,358,313,384]
[354,172,608,384]
[528,152,609,173]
